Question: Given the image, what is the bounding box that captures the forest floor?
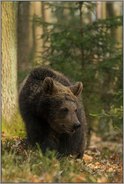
[2,114,123,183]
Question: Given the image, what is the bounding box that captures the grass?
[2,111,123,183]
[2,112,93,182]
[2,141,97,183]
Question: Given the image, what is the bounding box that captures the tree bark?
[106,2,122,47]
[17,2,31,72]
[2,2,18,122]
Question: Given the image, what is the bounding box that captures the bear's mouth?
[64,128,76,135]
[60,124,80,135]
[70,125,81,134]
[70,130,76,135]
[71,128,76,134]
[61,125,74,134]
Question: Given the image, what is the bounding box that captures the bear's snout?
[73,121,81,130]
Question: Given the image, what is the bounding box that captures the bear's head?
[41,77,83,135]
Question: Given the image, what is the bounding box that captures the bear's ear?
[43,77,55,94]
[70,82,83,96]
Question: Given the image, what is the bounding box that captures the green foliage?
[2,137,122,183]
[34,2,122,138]
[2,111,122,183]
[2,141,95,182]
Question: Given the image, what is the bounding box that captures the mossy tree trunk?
[2,2,18,122]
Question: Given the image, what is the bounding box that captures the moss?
[2,111,26,138]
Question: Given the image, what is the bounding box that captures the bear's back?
[29,67,71,87]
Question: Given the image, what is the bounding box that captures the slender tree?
[17,2,31,72]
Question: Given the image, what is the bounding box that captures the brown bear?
[19,67,87,158]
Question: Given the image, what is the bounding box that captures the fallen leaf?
[83,154,93,163]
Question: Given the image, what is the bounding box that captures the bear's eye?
[60,108,69,113]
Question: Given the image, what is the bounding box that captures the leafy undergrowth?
[2,134,122,183]
[2,114,123,183]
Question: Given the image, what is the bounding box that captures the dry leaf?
[83,154,93,163]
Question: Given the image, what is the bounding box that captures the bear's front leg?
[41,132,59,154]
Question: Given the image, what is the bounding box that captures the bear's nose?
[73,122,81,130]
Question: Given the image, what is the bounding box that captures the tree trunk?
[2,2,18,122]
[96,2,106,19]
[17,2,31,72]
[106,2,122,47]
[30,2,45,65]
[17,2,44,68]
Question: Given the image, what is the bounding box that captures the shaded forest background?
[1,2,123,183]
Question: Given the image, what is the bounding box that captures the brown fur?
[19,67,87,158]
